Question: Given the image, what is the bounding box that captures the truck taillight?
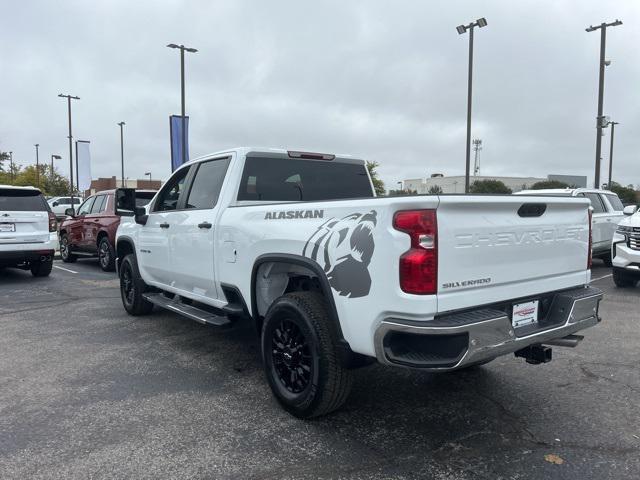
[587,209,593,270]
[48,211,57,232]
[393,209,438,294]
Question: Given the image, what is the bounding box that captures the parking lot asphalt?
[0,260,638,479]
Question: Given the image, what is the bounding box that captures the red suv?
[59,189,156,271]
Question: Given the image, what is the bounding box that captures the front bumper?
[374,286,603,371]
[612,234,640,277]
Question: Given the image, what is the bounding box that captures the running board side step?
[142,293,231,327]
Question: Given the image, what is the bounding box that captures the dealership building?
[402,174,587,194]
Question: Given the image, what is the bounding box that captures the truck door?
[69,196,95,247]
[137,166,191,287]
[168,156,231,301]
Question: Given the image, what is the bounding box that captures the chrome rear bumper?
[374,286,603,371]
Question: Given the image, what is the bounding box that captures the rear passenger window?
[91,195,106,214]
[185,158,231,210]
[580,193,605,214]
[604,194,624,212]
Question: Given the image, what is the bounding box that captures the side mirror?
[52,201,59,207]
[623,205,637,216]
[115,188,136,216]
[64,207,75,217]
[134,206,148,225]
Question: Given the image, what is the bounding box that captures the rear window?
[237,157,373,202]
[0,189,48,212]
[135,191,156,207]
[604,194,624,211]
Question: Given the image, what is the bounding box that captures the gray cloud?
[1,0,638,189]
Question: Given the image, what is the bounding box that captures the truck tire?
[30,258,53,277]
[60,234,77,263]
[602,253,613,268]
[613,268,636,288]
[261,291,353,418]
[119,254,153,315]
[98,237,116,272]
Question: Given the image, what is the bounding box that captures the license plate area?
[0,223,16,233]
[512,300,539,329]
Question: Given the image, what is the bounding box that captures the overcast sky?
[1,0,639,190]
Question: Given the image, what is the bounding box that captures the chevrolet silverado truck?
[611,204,640,287]
[114,147,603,418]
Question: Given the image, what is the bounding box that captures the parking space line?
[591,274,613,282]
[53,265,78,274]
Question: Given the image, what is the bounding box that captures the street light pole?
[167,43,198,167]
[34,144,40,188]
[118,122,126,187]
[58,94,80,207]
[50,154,61,181]
[145,171,152,183]
[9,151,13,182]
[457,18,487,193]
[586,20,622,188]
[607,121,619,187]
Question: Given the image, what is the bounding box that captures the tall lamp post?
[58,94,80,205]
[456,17,488,193]
[145,171,152,183]
[118,122,126,187]
[34,144,40,188]
[586,20,622,188]
[607,121,619,187]
[50,154,62,181]
[167,43,198,167]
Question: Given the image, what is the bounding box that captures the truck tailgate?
[436,195,590,313]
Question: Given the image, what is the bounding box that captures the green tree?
[530,180,570,190]
[469,179,512,194]
[608,181,637,205]
[366,161,385,196]
[0,151,9,173]
[0,163,73,196]
[388,189,418,196]
[427,185,443,194]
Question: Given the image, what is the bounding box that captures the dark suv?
[59,189,155,271]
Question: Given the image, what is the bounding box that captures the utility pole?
[167,43,198,167]
[586,19,622,188]
[34,144,40,188]
[472,139,482,176]
[145,171,152,183]
[456,18,487,193]
[118,122,126,187]
[58,94,80,207]
[50,154,61,181]
[607,121,619,187]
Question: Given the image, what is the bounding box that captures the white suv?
[0,185,58,277]
[612,205,640,287]
[48,196,82,218]
[517,188,625,266]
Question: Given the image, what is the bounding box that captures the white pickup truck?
[114,147,603,418]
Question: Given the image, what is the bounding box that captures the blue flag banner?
[170,115,190,171]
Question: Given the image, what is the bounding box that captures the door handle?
[160,223,170,229]
[198,222,212,229]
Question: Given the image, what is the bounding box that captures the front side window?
[77,196,96,215]
[237,157,373,202]
[185,158,231,210]
[153,167,190,212]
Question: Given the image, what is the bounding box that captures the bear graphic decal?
[302,210,377,298]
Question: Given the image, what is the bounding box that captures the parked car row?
[59,189,156,271]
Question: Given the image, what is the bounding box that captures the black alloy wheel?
[271,318,313,394]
